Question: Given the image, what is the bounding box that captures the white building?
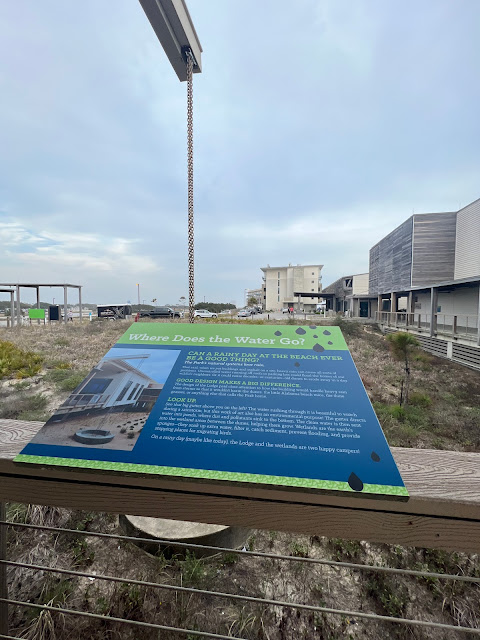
[261,264,323,312]
[58,355,161,416]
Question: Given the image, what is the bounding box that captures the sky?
[0,1,479,307]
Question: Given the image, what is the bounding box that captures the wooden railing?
[1,419,480,554]
[376,312,479,341]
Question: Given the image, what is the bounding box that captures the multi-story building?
[261,264,323,312]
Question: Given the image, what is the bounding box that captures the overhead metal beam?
[138,0,202,81]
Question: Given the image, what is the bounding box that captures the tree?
[386,332,419,406]
[151,298,157,304]
[247,296,258,307]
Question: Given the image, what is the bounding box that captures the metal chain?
[186,53,195,323]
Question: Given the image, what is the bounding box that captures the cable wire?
[2,520,479,584]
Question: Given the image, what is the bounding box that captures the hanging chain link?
[186,53,195,323]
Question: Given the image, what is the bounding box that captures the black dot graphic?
[348,472,364,492]
[313,335,318,338]
[309,325,317,329]
[328,341,333,345]
[294,362,300,367]
[323,330,331,335]
[313,343,325,352]
[296,327,306,335]
[371,452,381,462]
[274,331,282,336]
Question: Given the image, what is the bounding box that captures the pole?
[137,284,140,307]
[16,285,21,328]
[0,502,8,635]
[79,286,83,323]
[36,286,40,325]
[9,292,14,330]
[63,286,68,325]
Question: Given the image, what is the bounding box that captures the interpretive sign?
[28,308,46,320]
[16,323,408,498]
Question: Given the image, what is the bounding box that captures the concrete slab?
[120,514,249,557]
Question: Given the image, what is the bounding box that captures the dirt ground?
[30,409,147,450]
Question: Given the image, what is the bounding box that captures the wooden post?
[477,285,480,346]
[63,286,68,325]
[430,287,438,337]
[79,287,83,323]
[452,315,457,338]
[36,286,40,325]
[407,292,413,327]
[16,285,21,327]
[9,292,14,330]
[0,502,8,635]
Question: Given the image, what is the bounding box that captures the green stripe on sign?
[14,454,408,496]
[118,323,349,351]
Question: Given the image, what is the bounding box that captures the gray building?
[370,197,480,369]
[369,211,457,296]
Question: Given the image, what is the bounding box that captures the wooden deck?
[1,419,480,552]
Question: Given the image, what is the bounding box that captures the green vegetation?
[0,339,43,379]
[331,315,362,337]
[0,390,48,421]
[45,367,87,392]
[365,573,408,618]
[289,541,309,557]
[329,538,363,561]
[194,302,236,313]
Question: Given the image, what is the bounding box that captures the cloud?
[0,0,479,305]
[0,218,158,290]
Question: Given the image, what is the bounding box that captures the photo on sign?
[30,347,180,451]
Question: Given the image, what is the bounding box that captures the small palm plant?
[386,332,419,406]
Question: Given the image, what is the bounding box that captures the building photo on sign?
[30,347,180,451]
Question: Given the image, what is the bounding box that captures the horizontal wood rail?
[1,419,480,553]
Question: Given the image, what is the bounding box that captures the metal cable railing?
[1,516,480,637]
[3,521,480,585]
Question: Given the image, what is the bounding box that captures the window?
[311,288,314,291]
[116,381,133,402]
[344,278,353,288]
[278,271,280,278]
[127,383,140,401]
[277,295,280,302]
[82,378,112,395]
[312,272,314,275]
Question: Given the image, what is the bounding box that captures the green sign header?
[118,322,348,351]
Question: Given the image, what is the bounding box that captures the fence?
[377,311,479,342]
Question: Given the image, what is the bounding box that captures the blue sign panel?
[16,323,408,498]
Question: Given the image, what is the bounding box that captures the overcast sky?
[1,1,479,306]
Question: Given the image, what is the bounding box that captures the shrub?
[389,405,407,421]
[331,316,361,337]
[409,392,432,408]
[0,340,43,379]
